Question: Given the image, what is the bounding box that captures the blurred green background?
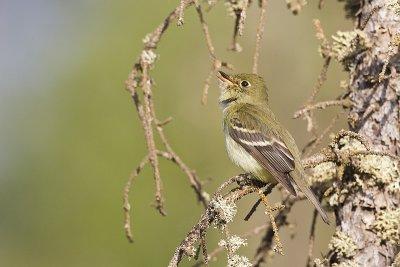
[0,1,351,266]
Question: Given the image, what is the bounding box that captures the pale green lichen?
[323,136,369,207]
[209,196,237,227]
[140,49,157,65]
[336,133,400,192]
[310,162,337,184]
[219,235,250,267]
[357,154,399,190]
[337,135,367,152]
[387,0,400,15]
[328,191,339,206]
[371,209,400,245]
[314,259,323,267]
[331,134,399,190]
[227,255,251,267]
[314,258,327,267]
[331,30,371,69]
[388,180,400,194]
[329,231,358,258]
[218,235,248,253]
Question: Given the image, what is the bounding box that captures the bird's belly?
[225,135,274,183]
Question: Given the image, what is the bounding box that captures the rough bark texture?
[330,1,400,266]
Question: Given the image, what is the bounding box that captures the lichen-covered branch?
[168,175,264,267]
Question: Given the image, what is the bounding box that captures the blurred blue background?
[0,1,350,266]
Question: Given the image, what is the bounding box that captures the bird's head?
[217,71,268,109]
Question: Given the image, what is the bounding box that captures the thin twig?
[195,1,216,59]
[194,0,233,105]
[151,102,209,207]
[252,0,268,74]
[123,156,150,242]
[258,190,284,255]
[306,57,332,104]
[238,0,249,36]
[305,201,319,267]
[177,0,186,26]
[229,0,250,52]
[294,99,353,119]
[141,64,166,215]
[294,31,331,140]
[229,10,242,52]
[201,69,214,105]
[253,196,296,266]
[302,111,344,157]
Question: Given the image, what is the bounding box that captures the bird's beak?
[217,71,234,85]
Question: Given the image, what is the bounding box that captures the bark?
[329,1,400,266]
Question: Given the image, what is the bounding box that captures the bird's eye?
[240,80,251,88]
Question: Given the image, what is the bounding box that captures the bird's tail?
[293,167,330,225]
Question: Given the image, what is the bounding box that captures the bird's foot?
[236,173,266,188]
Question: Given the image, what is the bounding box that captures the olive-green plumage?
[217,71,329,224]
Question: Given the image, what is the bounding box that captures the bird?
[217,71,329,224]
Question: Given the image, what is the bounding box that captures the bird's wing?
[227,114,297,196]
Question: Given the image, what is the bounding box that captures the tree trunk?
[330,1,400,266]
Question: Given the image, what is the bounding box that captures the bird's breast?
[225,134,262,174]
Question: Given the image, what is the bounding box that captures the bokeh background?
[1,1,352,266]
